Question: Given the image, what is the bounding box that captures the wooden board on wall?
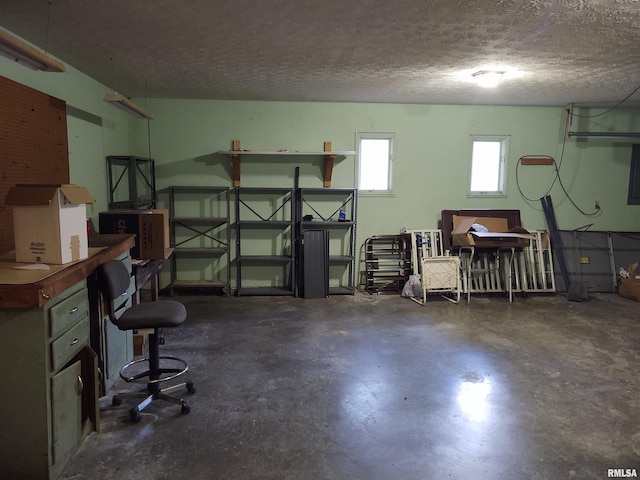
[0,76,69,253]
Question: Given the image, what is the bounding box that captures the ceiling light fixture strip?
[103,92,154,119]
[0,28,65,72]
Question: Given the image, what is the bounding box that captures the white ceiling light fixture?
[103,92,154,119]
[472,70,505,88]
[0,28,65,72]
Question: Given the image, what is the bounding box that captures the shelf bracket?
[231,139,241,187]
[226,139,345,187]
[323,141,336,188]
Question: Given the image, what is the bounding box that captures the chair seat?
[116,300,187,331]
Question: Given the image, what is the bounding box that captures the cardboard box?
[5,184,95,264]
[99,209,169,259]
[619,263,640,301]
[133,332,146,356]
[133,327,154,355]
[451,216,534,248]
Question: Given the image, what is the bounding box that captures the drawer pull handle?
[77,376,84,394]
[70,338,79,346]
[68,306,78,315]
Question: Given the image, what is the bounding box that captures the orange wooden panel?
[0,76,69,253]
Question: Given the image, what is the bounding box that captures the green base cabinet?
[0,280,97,480]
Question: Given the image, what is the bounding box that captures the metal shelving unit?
[107,155,156,209]
[168,186,231,295]
[296,188,357,295]
[235,187,295,296]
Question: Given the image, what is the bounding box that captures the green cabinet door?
[51,359,82,465]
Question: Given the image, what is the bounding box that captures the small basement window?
[468,135,509,197]
[357,132,395,193]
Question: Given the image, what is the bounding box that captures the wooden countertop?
[0,234,135,309]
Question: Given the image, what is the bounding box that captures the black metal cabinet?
[301,230,330,298]
[296,188,357,295]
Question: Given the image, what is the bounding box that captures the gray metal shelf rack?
[168,186,231,295]
[107,155,156,210]
[235,187,295,296]
[296,187,357,295]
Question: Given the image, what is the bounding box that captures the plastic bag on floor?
[401,274,423,298]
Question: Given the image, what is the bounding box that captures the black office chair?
[98,259,195,422]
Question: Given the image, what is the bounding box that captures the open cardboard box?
[99,209,170,259]
[452,216,534,248]
[5,184,95,264]
[619,263,640,302]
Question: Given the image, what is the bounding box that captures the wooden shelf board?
[220,140,354,187]
[218,150,355,156]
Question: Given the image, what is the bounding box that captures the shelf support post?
[323,141,336,188]
[231,139,242,187]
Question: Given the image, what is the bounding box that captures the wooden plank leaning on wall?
[0,75,70,253]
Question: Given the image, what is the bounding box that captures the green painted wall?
[2,29,639,289]
[132,99,640,246]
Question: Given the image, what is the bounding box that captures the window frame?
[356,132,396,195]
[467,134,510,198]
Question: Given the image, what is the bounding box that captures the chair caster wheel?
[130,407,142,423]
[181,404,191,415]
[112,396,122,406]
[186,381,196,395]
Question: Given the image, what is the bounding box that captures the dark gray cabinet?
[296,188,357,295]
[302,230,330,298]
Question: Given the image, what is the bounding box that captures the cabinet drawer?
[50,289,89,338]
[51,318,89,372]
[112,275,135,312]
[120,253,132,271]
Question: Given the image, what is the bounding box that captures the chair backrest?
[98,260,131,325]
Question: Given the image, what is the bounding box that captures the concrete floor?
[60,291,640,480]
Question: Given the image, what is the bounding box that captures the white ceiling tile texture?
[0,0,639,105]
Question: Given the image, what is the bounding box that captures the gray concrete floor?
[60,292,640,480]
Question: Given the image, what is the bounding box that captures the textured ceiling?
[0,0,639,106]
